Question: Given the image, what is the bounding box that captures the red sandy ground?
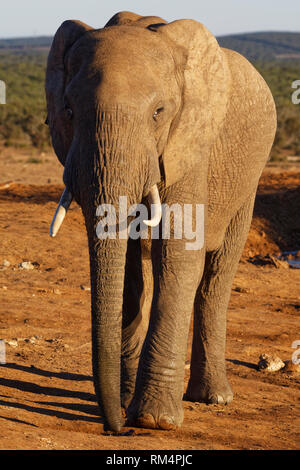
[0,149,299,450]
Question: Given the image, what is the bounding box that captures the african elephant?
[45,11,276,432]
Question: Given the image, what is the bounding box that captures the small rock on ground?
[18,261,35,270]
[258,353,285,372]
[5,339,18,348]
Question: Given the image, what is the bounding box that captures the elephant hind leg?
[185,191,256,404]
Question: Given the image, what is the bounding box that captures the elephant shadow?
[0,363,103,425]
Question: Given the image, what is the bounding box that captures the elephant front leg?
[127,239,205,429]
[185,193,256,404]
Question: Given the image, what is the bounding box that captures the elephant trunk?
[88,234,127,432]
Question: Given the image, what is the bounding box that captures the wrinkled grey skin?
[45,11,277,432]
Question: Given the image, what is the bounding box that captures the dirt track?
[0,150,299,450]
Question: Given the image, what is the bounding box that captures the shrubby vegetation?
[0,33,300,160]
[0,49,49,148]
[256,61,300,159]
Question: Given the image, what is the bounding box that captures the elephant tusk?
[49,188,73,237]
[143,184,162,227]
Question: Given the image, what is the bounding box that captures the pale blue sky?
[0,0,298,38]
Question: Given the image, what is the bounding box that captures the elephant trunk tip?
[100,394,125,433]
[103,416,125,434]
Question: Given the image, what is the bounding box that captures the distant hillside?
[0,36,52,50]
[1,31,300,62]
[217,32,300,61]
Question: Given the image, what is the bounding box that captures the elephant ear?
[45,20,93,165]
[157,20,231,187]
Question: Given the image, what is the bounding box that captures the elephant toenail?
[208,394,225,404]
[158,415,177,430]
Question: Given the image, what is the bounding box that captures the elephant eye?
[153,107,164,121]
[63,96,73,119]
[65,107,73,120]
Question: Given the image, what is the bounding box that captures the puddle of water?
[281,251,300,269]
[286,259,300,268]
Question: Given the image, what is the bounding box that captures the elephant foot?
[185,374,233,405]
[126,391,184,430]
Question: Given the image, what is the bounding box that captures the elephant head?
[46,11,230,432]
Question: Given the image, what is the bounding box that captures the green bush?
[0,49,50,149]
[255,61,300,160]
